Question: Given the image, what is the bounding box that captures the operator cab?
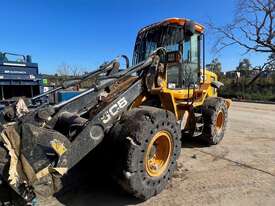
[133,18,204,90]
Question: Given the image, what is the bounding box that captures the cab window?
[167,33,200,89]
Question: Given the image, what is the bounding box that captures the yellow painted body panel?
[156,69,219,120]
[130,69,221,121]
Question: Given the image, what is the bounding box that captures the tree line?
[208,0,274,101]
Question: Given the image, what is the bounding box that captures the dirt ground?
[40,101,275,206]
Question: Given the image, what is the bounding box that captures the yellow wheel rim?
[215,110,225,134]
[144,130,173,177]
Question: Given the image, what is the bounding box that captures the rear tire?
[201,97,228,145]
[110,106,181,199]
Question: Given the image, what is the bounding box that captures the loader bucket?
[0,122,70,204]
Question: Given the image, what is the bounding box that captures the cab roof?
[138,18,204,35]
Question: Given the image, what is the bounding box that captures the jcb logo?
[100,97,128,124]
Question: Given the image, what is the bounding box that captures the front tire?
[110,106,181,199]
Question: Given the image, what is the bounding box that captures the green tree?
[266,53,275,70]
[271,71,275,84]
[236,58,252,71]
[207,58,222,77]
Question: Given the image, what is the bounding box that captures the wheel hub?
[144,131,173,177]
[215,110,225,134]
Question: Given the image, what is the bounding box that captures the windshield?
[133,25,201,88]
[133,25,185,64]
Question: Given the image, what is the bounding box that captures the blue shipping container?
[57,91,82,102]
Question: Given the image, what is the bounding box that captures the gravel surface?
[39,102,275,206]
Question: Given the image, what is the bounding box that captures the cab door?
[165,33,201,100]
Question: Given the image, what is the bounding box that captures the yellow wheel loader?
[0,18,231,205]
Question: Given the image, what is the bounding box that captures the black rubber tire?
[201,97,228,145]
[109,106,181,200]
